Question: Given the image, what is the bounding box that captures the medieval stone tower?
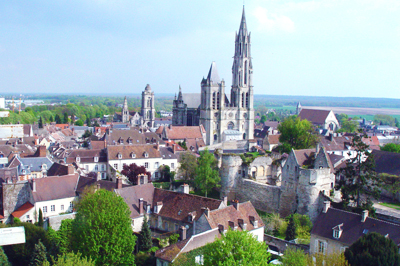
[141,84,155,127]
[122,96,129,123]
[199,7,254,145]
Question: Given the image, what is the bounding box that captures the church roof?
[145,84,152,92]
[238,6,247,35]
[207,61,221,85]
[298,109,331,125]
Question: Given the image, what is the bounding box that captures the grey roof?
[19,157,53,173]
[159,146,179,160]
[207,61,221,85]
[223,130,242,135]
[182,94,201,109]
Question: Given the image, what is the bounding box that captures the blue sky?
[0,0,399,98]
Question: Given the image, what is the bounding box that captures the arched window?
[228,122,234,130]
[241,93,245,108]
[147,98,151,108]
[212,92,216,109]
[217,92,220,109]
[246,92,249,108]
[214,134,218,141]
[244,61,248,85]
[243,133,247,140]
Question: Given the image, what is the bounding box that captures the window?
[333,230,339,239]
[32,173,37,179]
[145,162,149,168]
[102,173,106,179]
[155,162,159,168]
[51,205,55,212]
[94,156,99,163]
[155,172,159,178]
[43,206,47,213]
[85,165,89,171]
[61,205,64,211]
[102,164,105,171]
[195,255,204,265]
[131,153,136,158]
[95,165,98,171]
[114,164,118,170]
[70,202,73,209]
[26,215,30,219]
[318,240,326,254]
[171,163,175,169]
[118,153,122,159]
[76,156,80,163]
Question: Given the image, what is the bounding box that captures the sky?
[0,0,399,98]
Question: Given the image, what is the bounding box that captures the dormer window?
[118,153,122,159]
[94,156,99,162]
[128,138,132,144]
[119,138,124,144]
[332,223,343,239]
[42,164,47,170]
[143,152,148,158]
[131,153,136,158]
[76,156,80,163]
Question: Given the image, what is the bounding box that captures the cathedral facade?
[114,84,155,127]
[172,7,254,145]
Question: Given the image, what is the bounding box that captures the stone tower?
[230,6,254,141]
[172,86,187,126]
[296,102,302,115]
[122,96,129,123]
[199,7,254,145]
[141,84,155,127]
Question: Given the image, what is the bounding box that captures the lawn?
[380,202,400,211]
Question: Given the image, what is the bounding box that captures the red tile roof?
[11,202,34,218]
[164,126,204,140]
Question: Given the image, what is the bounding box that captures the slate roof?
[65,149,107,164]
[159,146,179,160]
[319,135,352,152]
[19,157,53,172]
[371,150,400,176]
[31,174,79,202]
[298,109,331,125]
[47,162,75,176]
[76,176,130,194]
[293,149,315,166]
[206,202,265,231]
[11,202,34,218]
[108,128,163,145]
[311,207,400,246]
[206,62,221,85]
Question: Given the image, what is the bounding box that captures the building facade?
[172,8,254,145]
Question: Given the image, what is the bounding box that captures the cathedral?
[114,84,155,127]
[172,7,254,145]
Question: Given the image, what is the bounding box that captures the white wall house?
[66,149,108,179]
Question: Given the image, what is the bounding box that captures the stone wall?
[236,179,281,214]
[265,234,310,254]
[220,155,243,201]
[2,182,33,223]
[46,213,76,231]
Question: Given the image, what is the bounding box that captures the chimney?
[179,226,187,241]
[172,144,177,154]
[96,172,102,181]
[316,142,320,154]
[32,179,36,192]
[361,210,369,222]
[232,200,239,211]
[156,141,159,151]
[182,183,189,194]
[139,198,144,215]
[329,133,333,141]
[116,178,123,190]
[222,196,228,206]
[238,219,247,230]
[323,201,331,213]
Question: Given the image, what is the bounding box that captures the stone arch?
[251,166,257,178]
[258,165,264,177]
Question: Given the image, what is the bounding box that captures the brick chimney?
[116,178,123,189]
[323,201,331,213]
[172,144,177,154]
[179,226,187,241]
[139,198,144,215]
[361,210,369,222]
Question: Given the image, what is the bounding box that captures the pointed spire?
[239,5,247,35]
[145,84,152,92]
[207,61,221,85]
[178,85,183,100]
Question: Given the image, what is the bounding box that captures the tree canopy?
[203,229,270,266]
[194,148,220,197]
[336,133,380,208]
[121,163,151,185]
[277,116,318,153]
[72,189,136,265]
[381,143,400,153]
[178,152,198,184]
[345,232,400,266]
[139,215,152,252]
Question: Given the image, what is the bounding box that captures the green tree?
[38,208,43,227]
[345,232,400,266]
[178,152,198,184]
[381,143,400,153]
[260,115,267,124]
[43,252,94,266]
[285,215,296,241]
[374,114,396,126]
[38,117,43,129]
[338,120,358,133]
[55,114,62,124]
[203,229,270,266]
[29,240,48,266]
[336,133,380,208]
[63,113,69,124]
[74,120,84,126]
[194,148,220,197]
[139,215,152,252]
[281,247,308,266]
[278,116,318,153]
[0,247,11,266]
[86,117,91,127]
[72,189,136,265]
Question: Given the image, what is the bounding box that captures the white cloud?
[253,6,295,33]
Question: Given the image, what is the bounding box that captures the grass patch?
[380,202,400,211]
